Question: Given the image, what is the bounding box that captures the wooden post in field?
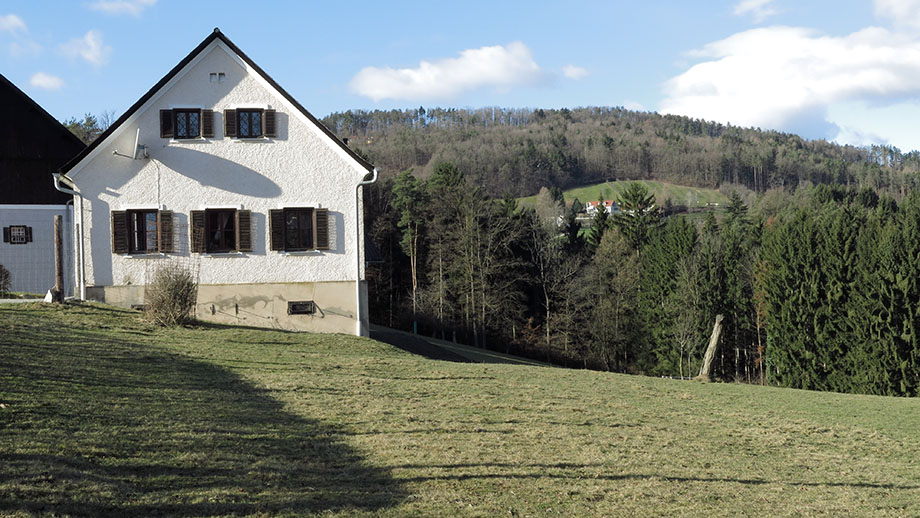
[695,314,724,382]
[53,215,63,303]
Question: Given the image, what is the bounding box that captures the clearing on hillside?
[520,180,729,210]
[2,302,919,517]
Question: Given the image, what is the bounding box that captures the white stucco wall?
[68,40,368,291]
[0,205,73,296]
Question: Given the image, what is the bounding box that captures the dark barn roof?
[0,73,85,204]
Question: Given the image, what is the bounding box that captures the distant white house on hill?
[584,200,620,216]
[54,28,378,336]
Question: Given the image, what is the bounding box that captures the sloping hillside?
[2,302,919,516]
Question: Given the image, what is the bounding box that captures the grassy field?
[3,303,920,517]
[520,180,728,210]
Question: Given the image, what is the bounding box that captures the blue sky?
[3,0,920,152]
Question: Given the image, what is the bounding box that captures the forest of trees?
[366,167,920,397]
[324,106,920,199]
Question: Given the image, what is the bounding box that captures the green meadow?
[519,180,729,210]
[2,302,919,517]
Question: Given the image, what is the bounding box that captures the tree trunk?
[696,314,724,382]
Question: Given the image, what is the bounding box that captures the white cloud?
[60,30,112,68]
[10,40,42,58]
[733,0,779,23]
[875,0,920,29]
[0,14,26,33]
[659,25,920,141]
[349,42,544,102]
[87,0,156,17]
[29,72,64,91]
[562,65,589,80]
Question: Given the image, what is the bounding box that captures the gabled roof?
[59,28,374,175]
[0,73,86,204]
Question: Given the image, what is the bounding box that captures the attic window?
[224,108,276,138]
[160,108,214,139]
[209,72,225,83]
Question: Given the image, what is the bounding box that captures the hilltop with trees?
[324,106,920,199]
[347,107,920,396]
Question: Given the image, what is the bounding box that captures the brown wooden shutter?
[157,211,174,253]
[236,210,252,252]
[224,109,237,137]
[160,110,174,138]
[201,110,214,138]
[190,210,205,253]
[25,226,32,243]
[263,109,277,138]
[314,208,329,250]
[269,209,284,251]
[2,227,9,243]
[111,211,128,254]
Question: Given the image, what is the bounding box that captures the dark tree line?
[326,107,920,199]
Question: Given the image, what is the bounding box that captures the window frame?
[270,207,329,252]
[191,208,252,254]
[160,108,213,139]
[236,108,263,138]
[127,209,159,254]
[204,209,237,253]
[3,225,32,245]
[283,207,314,251]
[173,108,202,139]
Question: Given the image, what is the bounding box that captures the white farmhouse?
[55,29,377,336]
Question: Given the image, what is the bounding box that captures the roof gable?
[0,73,86,204]
[59,28,373,177]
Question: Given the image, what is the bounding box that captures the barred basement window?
[288,301,316,315]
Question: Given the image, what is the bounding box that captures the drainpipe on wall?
[354,167,379,337]
[52,173,85,301]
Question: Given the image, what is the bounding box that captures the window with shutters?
[269,207,329,251]
[190,209,252,254]
[111,210,174,254]
[3,225,31,245]
[225,108,276,139]
[160,108,214,139]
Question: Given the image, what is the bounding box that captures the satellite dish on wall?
[132,128,141,160]
[113,128,148,160]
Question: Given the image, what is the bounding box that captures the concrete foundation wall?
[86,280,367,335]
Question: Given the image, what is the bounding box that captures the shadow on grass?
[369,326,470,363]
[0,315,406,517]
[390,462,920,490]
